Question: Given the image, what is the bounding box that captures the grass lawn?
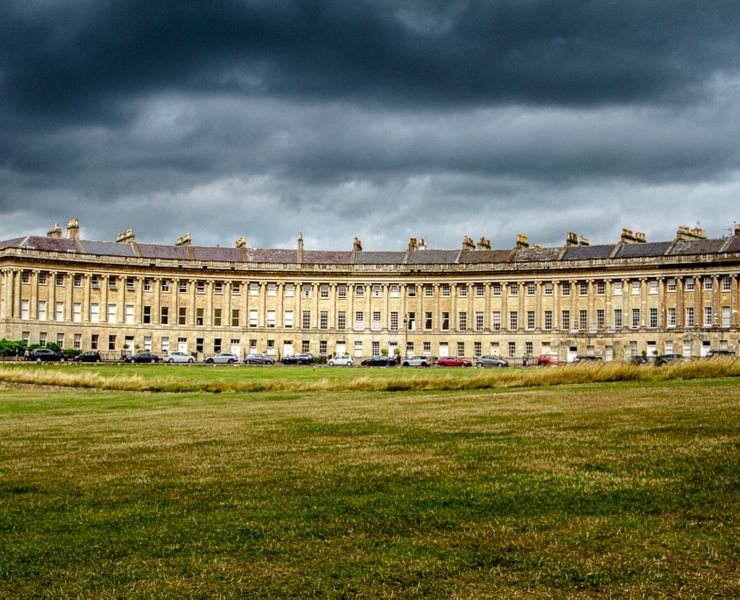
[0,375,738,598]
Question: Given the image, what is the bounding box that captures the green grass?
[0,376,738,598]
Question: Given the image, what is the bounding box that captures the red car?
[436,356,473,367]
[537,354,559,366]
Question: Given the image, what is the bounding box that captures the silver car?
[204,352,238,364]
[402,356,433,367]
[327,354,353,366]
[164,351,195,364]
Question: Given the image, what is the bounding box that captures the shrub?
[0,339,28,357]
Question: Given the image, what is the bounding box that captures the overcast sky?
[2,1,739,251]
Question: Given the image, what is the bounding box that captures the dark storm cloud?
[1,1,739,248]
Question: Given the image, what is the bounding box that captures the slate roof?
[561,244,615,261]
[355,251,406,264]
[458,249,513,264]
[512,247,562,262]
[614,241,672,258]
[192,246,244,262]
[247,249,298,263]
[406,250,459,264]
[669,238,729,256]
[80,240,137,257]
[723,236,740,253]
[0,237,26,250]
[137,244,193,260]
[303,251,353,264]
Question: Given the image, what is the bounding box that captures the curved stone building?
[1,220,739,362]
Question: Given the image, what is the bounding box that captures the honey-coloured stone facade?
[1,221,739,362]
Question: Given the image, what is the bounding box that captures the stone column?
[205,280,213,327]
[65,273,74,321]
[731,274,738,327]
[153,278,161,324]
[48,271,57,322]
[30,271,39,320]
[118,276,125,325]
[83,274,91,323]
[99,275,107,322]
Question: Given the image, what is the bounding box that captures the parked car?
[327,353,353,366]
[164,351,195,364]
[630,355,650,366]
[476,355,508,368]
[74,351,102,363]
[436,356,473,367]
[243,354,275,365]
[706,350,735,358]
[27,348,64,362]
[537,354,559,366]
[125,352,160,364]
[361,355,398,367]
[282,352,315,365]
[654,353,685,366]
[402,356,433,367]
[204,352,238,364]
[573,355,603,363]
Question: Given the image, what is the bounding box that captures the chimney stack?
[235,236,246,248]
[578,235,590,246]
[352,237,362,252]
[47,223,62,239]
[566,232,578,246]
[621,228,646,244]
[66,218,80,240]
[476,236,491,250]
[175,232,191,246]
[462,235,475,250]
[115,229,135,243]
[297,233,304,263]
[515,233,529,249]
[408,237,417,251]
[676,225,706,241]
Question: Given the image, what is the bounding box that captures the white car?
[327,353,353,366]
[164,351,195,364]
[402,356,433,367]
[204,352,238,364]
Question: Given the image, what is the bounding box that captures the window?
[91,334,98,350]
[302,340,310,353]
[214,338,222,353]
[667,278,676,292]
[407,311,415,331]
[508,342,516,358]
[285,283,295,297]
[73,303,82,323]
[544,283,553,296]
[303,310,311,329]
[579,310,587,330]
[685,279,695,291]
[268,283,277,296]
[21,271,30,284]
[160,306,169,325]
[424,284,433,297]
[579,282,588,296]
[179,280,187,293]
[650,308,658,328]
[337,311,346,330]
[143,278,152,292]
[476,284,485,297]
[667,307,676,328]
[441,312,450,330]
[561,282,570,296]
[160,336,169,353]
[74,275,82,288]
[492,311,501,331]
[127,277,135,291]
[632,281,641,295]
[354,341,363,357]
[632,308,640,329]
[562,310,570,330]
[284,310,293,328]
[649,280,658,295]
[458,311,467,331]
[389,284,399,298]
[407,285,416,297]
[703,278,713,291]
[423,341,431,354]
[527,311,535,330]
[302,284,312,298]
[143,306,151,324]
[160,279,169,292]
[613,281,622,296]
[320,340,328,356]
[372,285,382,298]
[250,282,259,296]
[196,281,205,294]
[596,281,605,296]
[425,312,433,330]
[231,309,240,327]
[57,274,65,287]
[195,307,204,326]
[685,307,695,327]
[38,300,47,321]
[474,342,482,357]
[213,308,222,326]
[389,312,397,331]
[321,311,329,330]
[355,284,364,297]
[249,309,257,327]
[492,283,501,296]
[196,338,204,353]
[267,310,276,328]
[107,276,117,290]
[703,306,712,327]
[371,341,380,356]
[525,341,534,356]
[266,340,275,355]
[509,311,518,330]
[20,300,29,320]
[55,301,64,321]
[722,306,730,327]
[38,272,47,285]
[544,310,553,331]
[337,284,346,299]
[597,309,605,330]
[527,283,536,296]
[249,339,257,353]
[721,277,731,292]
[107,303,117,324]
[178,307,187,325]
[458,285,468,297]
[457,342,465,356]
[108,335,116,351]
[614,308,622,329]
[475,312,484,331]
[39,332,47,346]
[509,284,518,296]
[126,305,134,325]
[231,283,240,295]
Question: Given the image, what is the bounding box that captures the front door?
[283,341,293,357]
[567,346,578,363]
